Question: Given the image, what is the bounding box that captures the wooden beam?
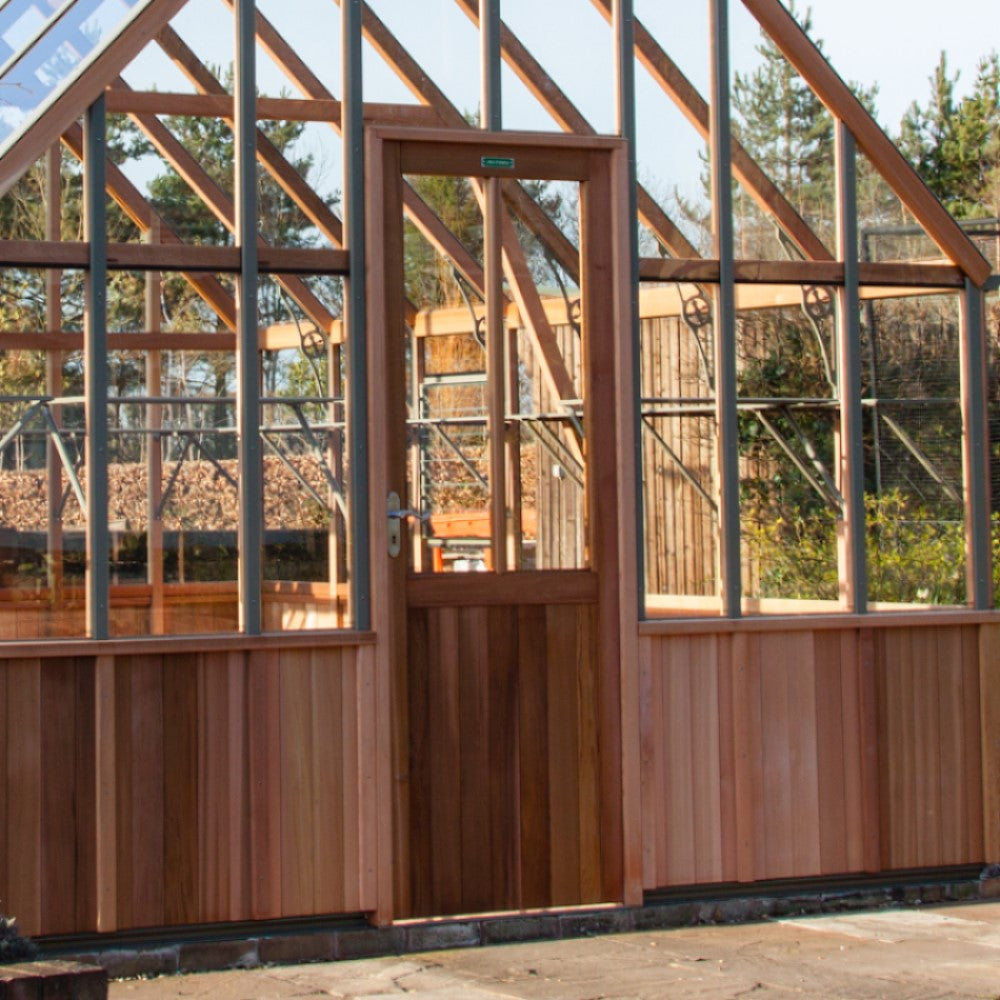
[740,0,991,285]
[638,257,966,288]
[103,89,445,127]
[589,0,834,263]
[0,0,189,196]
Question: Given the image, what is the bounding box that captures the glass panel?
[641,283,721,615]
[401,170,588,574]
[0,261,85,639]
[509,179,585,571]
[261,274,349,630]
[738,291,841,612]
[0,0,156,157]
[863,290,966,608]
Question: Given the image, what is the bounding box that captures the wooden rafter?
[452,0,699,259]
[741,0,991,284]
[589,0,834,263]
[220,0,483,317]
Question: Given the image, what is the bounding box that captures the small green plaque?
[481,155,515,169]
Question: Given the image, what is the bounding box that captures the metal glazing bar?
[835,123,867,612]
[84,94,109,639]
[708,0,741,618]
[614,0,645,616]
[960,278,992,608]
[235,0,262,634]
[641,415,717,512]
[343,0,369,629]
[480,0,501,130]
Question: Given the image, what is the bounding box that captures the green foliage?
[900,52,1000,220]
[747,491,973,605]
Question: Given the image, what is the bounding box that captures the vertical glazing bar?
[708,0,741,617]
[485,176,506,571]
[343,0,370,628]
[235,0,262,633]
[84,96,109,639]
[835,123,867,613]
[961,278,992,609]
[612,0,644,615]
[480,0,501,130]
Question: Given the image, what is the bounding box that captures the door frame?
[364,127,641,922]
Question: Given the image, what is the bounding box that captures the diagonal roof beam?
[742,0,990,284]
[589,0,833,263]
[154,24,344,247]
[61,122,238,330]
[452,0,699,259]
[0,0,189,195]
[117,78,338,333]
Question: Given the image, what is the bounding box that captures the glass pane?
[261,274,349,630]
[641,283,721,615]
[863,290,966,608]
[738,292,841,612]
[0,0,156,157]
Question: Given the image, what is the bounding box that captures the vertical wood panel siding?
[405,601,606,917]
[876,626,983,870]
[0,642,376,936]
[640,623,983,892]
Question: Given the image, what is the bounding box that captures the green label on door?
[481,155,515,169]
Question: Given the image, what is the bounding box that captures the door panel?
[366,128,632,918]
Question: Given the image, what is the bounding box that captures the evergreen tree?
[900,52,1000,220]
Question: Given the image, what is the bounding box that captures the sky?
[122,0,997,206]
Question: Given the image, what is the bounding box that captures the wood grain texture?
[638,622,986,891]
[0,641,378,936]
[403,599,608,918]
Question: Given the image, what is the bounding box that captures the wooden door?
[365,128,637,919]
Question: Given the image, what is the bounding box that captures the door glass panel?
[400,171,587,573]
